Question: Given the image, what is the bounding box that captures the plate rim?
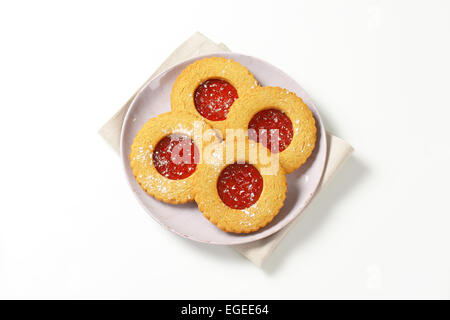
[120,52,328,245]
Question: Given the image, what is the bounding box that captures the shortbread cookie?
[225,87,316,173]
[194,138,287,233]
[129,112,215,204]
[171,57,259,136]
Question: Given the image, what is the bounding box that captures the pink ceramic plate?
[120,53,327,245]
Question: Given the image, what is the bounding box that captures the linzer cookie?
[170,57,259,136]
[129,112,214,204]
[129,58,317,234]
[194,138,287,233]
[225,86,317,173]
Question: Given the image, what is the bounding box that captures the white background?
[0,0,449,299]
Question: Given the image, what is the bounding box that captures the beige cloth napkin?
[99,32,354,267]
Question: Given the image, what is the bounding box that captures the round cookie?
[171,57,259,136]
[225,86,317,173]
[194,138,287,233]
[129,111,216,204]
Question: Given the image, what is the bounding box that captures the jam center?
[248,109,293,153]
[152,134,199,180]
[194,79,238,121]
[217,163,263,210]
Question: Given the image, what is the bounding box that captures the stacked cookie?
[130,57,316,233]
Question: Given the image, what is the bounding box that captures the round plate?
[120,53,327,245]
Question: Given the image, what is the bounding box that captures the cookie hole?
[217,163,263,210]
[152,134,199,180]
[248,108,293,153]
[194,79,238,121]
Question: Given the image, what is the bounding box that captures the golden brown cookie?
[171,57,259,136]
[194,138,287,233]
[225,86,317,173]
[129,112,216,204]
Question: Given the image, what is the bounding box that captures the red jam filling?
[248,109,293,153]
[194,79,238,121]
[152,134,199,180]
[217,163,263,210]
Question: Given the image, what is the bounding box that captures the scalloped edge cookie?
[170,57,259,136]
[194,138,287,233]
[225,86,317,173]
[129,111,216,204]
